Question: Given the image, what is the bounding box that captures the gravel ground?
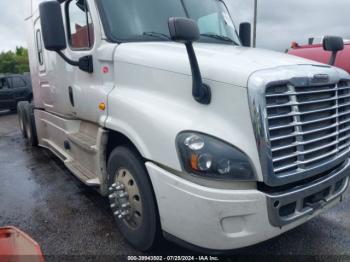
[0,110,349,261]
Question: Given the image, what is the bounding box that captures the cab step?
[65,160,101,186]
[67,132,97,154]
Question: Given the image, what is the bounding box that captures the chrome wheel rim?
[109,168,143,230]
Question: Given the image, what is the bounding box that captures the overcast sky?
[0,0,349,52]
[231,0,350,50]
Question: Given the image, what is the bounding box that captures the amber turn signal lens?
[190,154,199,171]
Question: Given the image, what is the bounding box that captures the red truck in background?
[288,37,350,74]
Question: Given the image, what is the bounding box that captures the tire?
[17,101,28,139]
[107,146,161,251]
[23,103,38,146]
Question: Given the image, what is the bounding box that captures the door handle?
[68,86,75,107]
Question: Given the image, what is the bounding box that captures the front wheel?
[107,146,161,251]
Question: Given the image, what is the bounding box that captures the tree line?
[0,47,30,75]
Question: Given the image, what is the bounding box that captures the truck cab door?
[62,0,108,123]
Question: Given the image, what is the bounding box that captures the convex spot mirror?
[168,17,211,105]
[323,36,344,66]
[323,36,344,52]
[168,17,200,43]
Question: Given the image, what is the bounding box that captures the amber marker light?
[99,103,106,111]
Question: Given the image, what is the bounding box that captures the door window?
[66,0,94,49]
[0,78,9,90]
[11,77,26,89]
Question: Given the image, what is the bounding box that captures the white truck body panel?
[114,42,322,87]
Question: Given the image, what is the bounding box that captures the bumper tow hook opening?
[305,199,327,211]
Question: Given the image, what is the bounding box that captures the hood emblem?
[312,74,330,84]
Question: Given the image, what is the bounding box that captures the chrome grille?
[265,80,350,177]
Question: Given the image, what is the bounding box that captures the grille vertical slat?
[266,81,350,177]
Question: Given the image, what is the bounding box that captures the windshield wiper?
[143,32,170,40]
[200,34,238,45]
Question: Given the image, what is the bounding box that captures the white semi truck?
[22,0,349,252]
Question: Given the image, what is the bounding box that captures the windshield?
[98,0,241,45]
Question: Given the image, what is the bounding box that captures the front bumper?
[146,160,350,251]
[266,160,350,227]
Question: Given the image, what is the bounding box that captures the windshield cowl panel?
[97,0,241,46]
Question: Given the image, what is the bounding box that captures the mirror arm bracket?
[329,51,338,66]
[185,43,211,105]
[57,50,93,73]
[57,50,79,66]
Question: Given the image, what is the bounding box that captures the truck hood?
[115,42,325,87]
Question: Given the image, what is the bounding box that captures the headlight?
[176,132,256,181]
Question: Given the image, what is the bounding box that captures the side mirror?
[168,17,211,105]
[168,17,200,43]
[39,1,67,51]
[239,23,251,47]
[39,1,93,73]
[323,36,344,66]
